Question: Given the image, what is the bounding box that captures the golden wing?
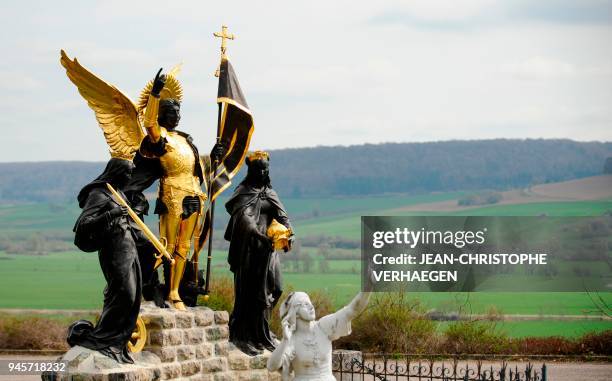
[60,50,145,160]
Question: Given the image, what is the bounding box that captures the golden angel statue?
[60,50,225,311]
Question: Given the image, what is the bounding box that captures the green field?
[447,201,612,217]
[436,320,612,339]
[0,203,79,233]
[1,250,611,314]
[296,200,612,239]
[1,250,609,338]
[0,195,611,338]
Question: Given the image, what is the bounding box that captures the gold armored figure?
[60,51,223,311]
[137,69,214,311]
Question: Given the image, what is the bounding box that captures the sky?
[0,0,611,162]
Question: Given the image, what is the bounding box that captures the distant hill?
[394,174,612,213]
[0,161,104,204]
[0,139,610,203]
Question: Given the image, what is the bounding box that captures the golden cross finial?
[213,25,235,77]
[214,25,235,59]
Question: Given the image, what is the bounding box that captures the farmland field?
[0,249,610,313]
[1,249,610,339]
[0,190,611,338]
[436,320,612,339]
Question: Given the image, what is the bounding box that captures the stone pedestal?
[42,302,281,381]
[41,345,162,380]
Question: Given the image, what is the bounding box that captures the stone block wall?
[42,303,282,381]
[140,303,280,381]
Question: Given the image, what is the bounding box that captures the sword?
[106,183,174,265]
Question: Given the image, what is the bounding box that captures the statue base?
[42,302,281,381]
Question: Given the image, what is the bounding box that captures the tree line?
[0,139,610,203]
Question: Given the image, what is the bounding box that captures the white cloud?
[502,56,576,80]
[0,72,42,91]
[390,0,495,22]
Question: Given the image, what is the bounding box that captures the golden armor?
[156,130,206,311]
[139,72,207,311]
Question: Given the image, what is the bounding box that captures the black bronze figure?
[224,151,294,355]
[68,158,143,364]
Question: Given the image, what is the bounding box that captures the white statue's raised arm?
[267,290,371,381]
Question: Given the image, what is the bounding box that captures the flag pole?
[203,25,235,299]
[203,103,221,299]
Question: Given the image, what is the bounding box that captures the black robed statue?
[224,151,294,356]
[68,158,145,364]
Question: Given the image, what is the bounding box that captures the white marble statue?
[267,290,371,380]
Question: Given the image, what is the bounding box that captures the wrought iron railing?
[332,352,547,381]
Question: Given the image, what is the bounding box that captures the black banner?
[209,58,254,201]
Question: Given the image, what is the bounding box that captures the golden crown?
[247,150,270,162]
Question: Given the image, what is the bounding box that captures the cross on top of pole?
[214,25,235,59]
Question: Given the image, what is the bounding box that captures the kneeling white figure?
[267,290,371,381]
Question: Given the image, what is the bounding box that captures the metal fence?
[332,352,547,381]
